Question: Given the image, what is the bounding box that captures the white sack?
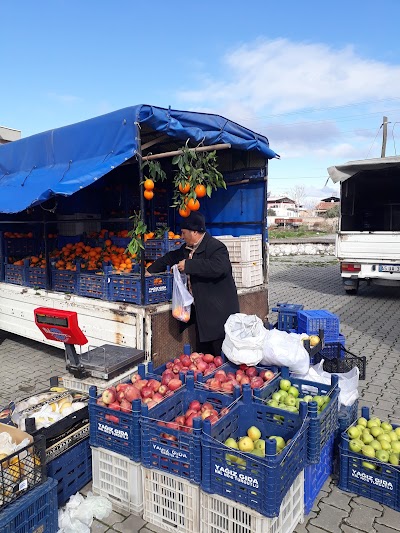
[222,313,266,366]
[261,329,310,374]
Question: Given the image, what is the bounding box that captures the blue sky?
[2,0,400,206]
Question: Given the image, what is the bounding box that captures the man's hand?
[177,259,186,272]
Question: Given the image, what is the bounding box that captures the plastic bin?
[108,272,172,305]
[304,433,334,514]
[253,368,340,464]
[46,437,92,507]
[201,386,309,518]
[1,232,38,256]
[92,446,143,515]
[0,477,58,533]
[61,366,139,395]
[215,235,262,263]
[77,267,111,300]
[4,259,25,286]
[231,260,263,288]
[145,233,183,260]
[339,406,400,512]
[143,467,200,533]
[24,262,48,289]
[297,310,340,342]
[141,375,239,482]
[318,333,346,359]
[51,267,77,293]
[333,401,359,475]
[312,346,366,380]
[200,470,304,533]
[0,432,47,512]
[271,302,304,332]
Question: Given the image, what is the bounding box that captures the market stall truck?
[328,156,400,294]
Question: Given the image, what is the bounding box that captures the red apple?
[96,399,106,406]
[189,400,201,411]
[202,402,213,412]
[180,355,192,367]
[185,408,198,418]
[240,364,248,371]
[162,373,173,386]
[116,391,125,402]
[131,374,141,383]
[105,414,120,424]
[240,376,251,386]
[166,361,174,369]
[168,379,182,391]
[134,380,148,391]
[108,401,121,411]
[148,379,161,392]
[250,377,264,389]
[214,370,227,382]
[203,353,214,363]
[141,386,154,399]
[207,363,217,373]
[116,383,130,392]
[175,415,186,426]
[190,351,201,361]
[124,385,141,402]
[172,364,182,374]
[221,381,234,393]
[166,421,179,430]
[263,370,275,381]
[208,378,221,391]
[214,356,223,367]
[120,399,132,413]
[196,360,208,373]
[208,414,219,425]
[158,385,168,396]
[153,392,164,403]
[246,367,258,378]
[102,387,116,405]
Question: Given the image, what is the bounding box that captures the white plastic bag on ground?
[58,491,112,533]
[261,329,310,374]
[222,313,267,366]
[293,360,359,408]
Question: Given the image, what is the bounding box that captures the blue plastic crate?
[333,401,359,475]
[253,367,340,464]
[111,236,130,248]
[297,310,340,342]
[271,302,304,332]
[108,272,172,305]
[304,432,334,514]
[24,263,48,289]
[195,361,279,395]
[201,385,309,518]
[145,234,183,260]
[319,334,346,360]
[1,232,38,256]
[4,260,25,286]
[51,267,77,293]
[77,266,111,300]
[89,387,142,462]
[57,234,84,248]
[339,406,400,512]
[0,478,58,533]
[0,257,4,282]
[47,438,92,507]
[141,375,239,482]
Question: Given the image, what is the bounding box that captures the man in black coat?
[147,212,239,355]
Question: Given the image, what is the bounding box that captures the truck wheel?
[344,280,359,295]
[345,288,358,295]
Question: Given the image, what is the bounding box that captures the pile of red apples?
[203,364,276,393]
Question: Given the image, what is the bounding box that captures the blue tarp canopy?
[0,105,278,214]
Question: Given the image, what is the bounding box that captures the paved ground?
[1,254,399,532]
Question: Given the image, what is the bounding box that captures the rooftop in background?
[321,196,340,203]
[267,196,295,204]
[0,126,21,144]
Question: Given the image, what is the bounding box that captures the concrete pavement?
[1,254,399,532]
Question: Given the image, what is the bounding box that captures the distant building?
[315,196,340,216]
[0,126,21,145]
[267,196,298,218]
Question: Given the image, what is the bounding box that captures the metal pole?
[142,143,231,161]
[136,122,146,306]
[381,116,388,158]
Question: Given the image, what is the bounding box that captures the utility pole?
[381,116,388,158]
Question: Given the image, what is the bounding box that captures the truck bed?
[336,231,400,261]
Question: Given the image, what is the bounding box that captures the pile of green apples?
[265,379,331,414]
[224,425,287,468]
[347,416,400,468]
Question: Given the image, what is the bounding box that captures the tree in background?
[267,208,276,216]
[289,185,306,215]
[324,204,340,218]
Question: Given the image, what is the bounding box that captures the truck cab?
[328,157,400,294]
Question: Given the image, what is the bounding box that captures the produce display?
[346,416,400,468]
[202,363,275,393]
[98,372,183,419]
[159,352,224,380]
[224,425,289,467]
[158,400,230,439]
[265,378,331,414]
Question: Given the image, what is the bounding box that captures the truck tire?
[344,280,359,295]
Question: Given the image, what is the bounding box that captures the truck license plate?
[379,264,400,273]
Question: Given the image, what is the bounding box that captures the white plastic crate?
[200,470,304,533]
[143,467,200,533]
[216,234,262,262]
[57,213,100,236]
[61,365,140,395]
[231,260,263,288]
[91,447,143,515]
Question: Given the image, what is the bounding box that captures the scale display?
[34,307,88,345]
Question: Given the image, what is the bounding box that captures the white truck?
[328,156,400,294]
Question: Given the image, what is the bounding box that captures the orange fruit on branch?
[179,182,190,194]
[194,184,206,198]
[144,190,154,200]
[144,179,155,191]
[179,206,191,218]
[187,198,200,211]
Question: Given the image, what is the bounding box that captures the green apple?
[254,439,266,452]
[395,427,400,438]
[225,438,239,449]
[349,439,363,453]
[285,406,299,413]
[278,390,288,400]
[356,424,366,434]
[370,440,382,451]
[302,395,313,403]
[236,457,247,469]
[247,426,262,441]
[362,445,376,458]
[362,432,374,445]
[250,448,265,458]
[279,379,291,392]
[313,396,325,409]
[357,417,368,427]
[390,441,400,454]
[272,392,283,403]
[226,453,238,463]
[267,399,279,408]
[370,427,383,438]
[285,395,297,407]
[381,422,393,432]
[362,461,376,470]
[380,440,392,452]
[377,433,391,443]
[389,453,399,466]
[389,431,398,442]
[238,437,254,452]
[347,426,361,440]
[376,450,390,463]
[287,386,299,398]
[269,436,286,450]
[367,418,381,428]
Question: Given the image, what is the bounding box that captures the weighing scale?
[34,307,145,380]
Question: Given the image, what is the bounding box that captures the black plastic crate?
[313,346,366,380]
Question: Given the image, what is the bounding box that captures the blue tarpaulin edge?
[0,104,278,214]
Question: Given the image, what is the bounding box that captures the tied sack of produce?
[171,264,194,323]
[222,313,266,366]
[261,328,310,375]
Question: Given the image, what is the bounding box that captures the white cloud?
[47,92,82,104]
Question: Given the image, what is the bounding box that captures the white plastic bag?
[58,491,112,533]
[171,264,194,323]
[222,313,266,366]
[294,360,359,408]
[261,329,310,374]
